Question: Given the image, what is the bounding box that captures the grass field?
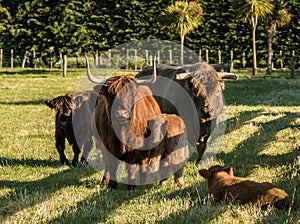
[0,68,299,223]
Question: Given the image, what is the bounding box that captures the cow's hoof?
[144,184,153,189]
[61,159,70,166]
[127,184,136,190]
[101,176,110,185]
[174,177,185,187]
[160,179,168,186]
[108,180,117,190]
[80,156,87,164]
[72,160,79,167]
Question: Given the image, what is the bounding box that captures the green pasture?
[0,68,299,223]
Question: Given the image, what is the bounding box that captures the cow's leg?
[126,163,137,190]
[139,159,147,185]
[145,154,161,187]
[72,142,81,166]
[101,148,111,185]
[103,140,118,189]
[196,121,212,163]
[55,136,69,165]
[173,167,185,187]
[196,135,209,163]
[80,137,93,163]
[101,167,110,185]
[159,158,170,186]
[108,161,118,189]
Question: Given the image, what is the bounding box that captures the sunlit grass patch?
[0,69,299,223]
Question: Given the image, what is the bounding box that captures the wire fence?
[0,48,298,73]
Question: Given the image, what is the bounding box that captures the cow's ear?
[198,169,211,179]
[44,99,55,109]
[176,72,191,80]
[93,85,102,93]
[227,166,234,176]
[67,93,75,99]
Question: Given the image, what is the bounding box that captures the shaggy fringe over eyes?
[55,95,75,111]
[107,75,137,96]
[104,75,161,138]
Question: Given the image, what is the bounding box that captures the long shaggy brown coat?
[94,75,162,189]
[199,165,292,209]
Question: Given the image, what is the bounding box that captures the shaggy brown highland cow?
[146,113,189,187]
[199,165,292,209]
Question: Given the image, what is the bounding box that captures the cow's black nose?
[58,116,71,126]
[115,109,130,120]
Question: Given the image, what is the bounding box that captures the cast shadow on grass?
[0,69,55,76]
[0,166,96,221]
[0,99,45,105]
[224,109,263,135]
[48,182,209,224]
[217,112,299,206]
[219,111,299,175]
[155,183,221,224]
[0,157,61,168]
[48,184,148,223]
[223,78,300,106]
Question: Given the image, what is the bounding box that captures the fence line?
[0,48,298,73]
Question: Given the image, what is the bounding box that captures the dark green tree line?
[0,0,299,69]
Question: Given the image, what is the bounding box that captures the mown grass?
[0,68,299,223]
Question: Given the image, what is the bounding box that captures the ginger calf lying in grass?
[198,165,292,209]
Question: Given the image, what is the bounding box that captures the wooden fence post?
[95,50,99,66]
[169,50,172,64]
[145,50,148,65]
[22,51,27,68]
[59,53,63,69]
[134,49,137,71]
[280,50,283,69]
[33,50,36,69]
[242,51,246,68]
[218,50,221,64]
[63,54,67,77]
[205,50,209,63]
[290,50,295,79]
[230,50,233,71]
[126,49,129,69]
[0,49,3,68]
[50,52,53,69]
[99,54,103,66]
[11,49,14,68]
[108,49,111,68]
[199,49,202,63]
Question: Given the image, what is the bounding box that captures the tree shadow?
[0,69,54,76]
[224,109,263,134]
[0,166,96,221]
[0,157,60,168]
[223,78,300,106]
[218,112,299,176]
[0,99,45,105]
[154,183,229,223]
[48,184,148,223]
[47,182,210,223]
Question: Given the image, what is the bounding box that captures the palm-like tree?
[264,0,291,74]
[160,1,203,65]
[232,0,274,76]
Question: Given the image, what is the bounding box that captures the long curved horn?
[85,55,106,84]
[136,55,157,84]
[218,72,238,80]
